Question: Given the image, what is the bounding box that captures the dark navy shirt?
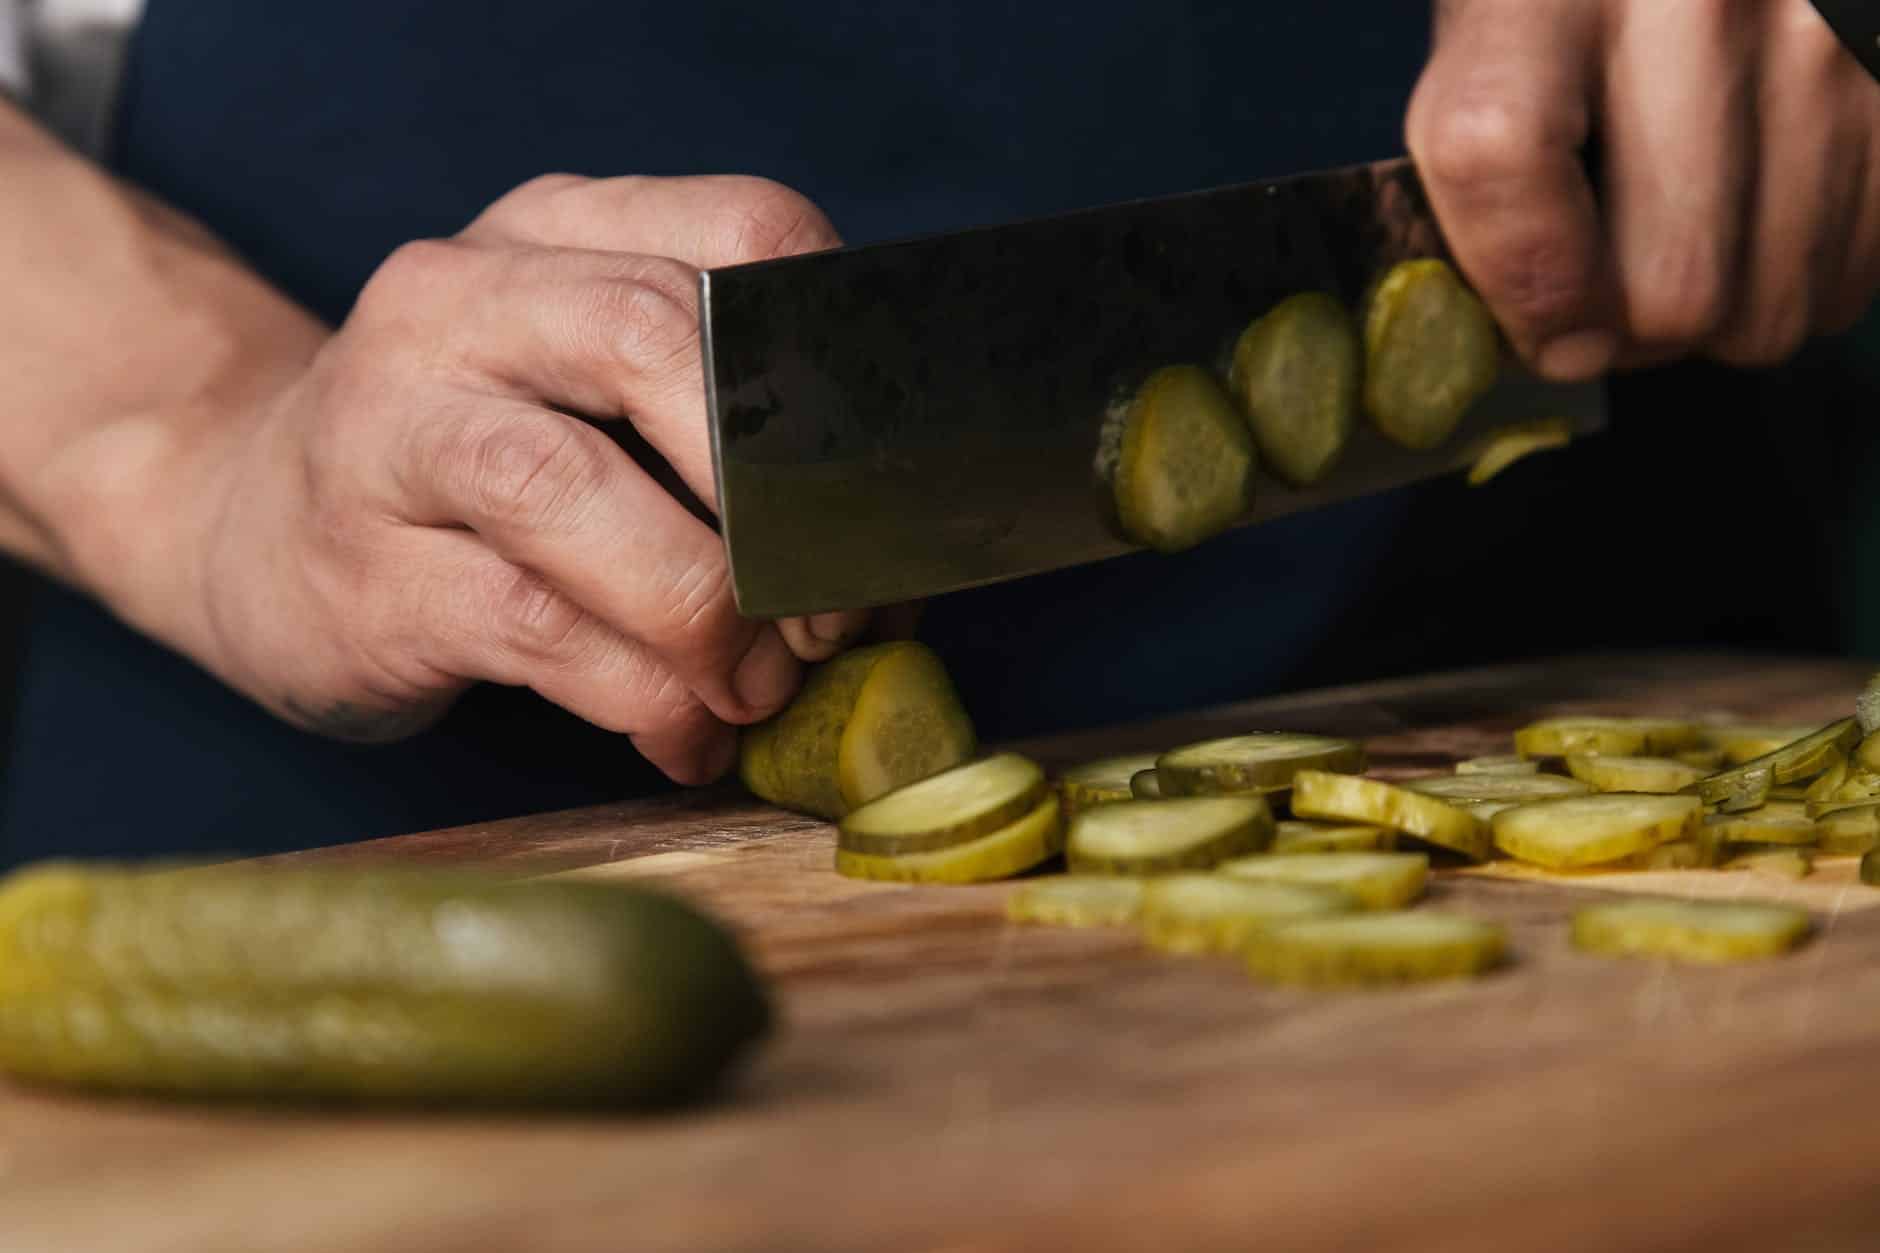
[0,2,1431,865]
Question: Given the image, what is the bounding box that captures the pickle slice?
[838,753,1048,856]
[1217,851,1428,910]
[1465,417,1572,487]
[1817,804,1880,855]
[1403,773,1591,803]
[1514,717,1701,759]
[1565,755,1707,795]
[1005,876,1144,928]
[1673,747,1727,771]
[1687,763,1774,814]
[1490,793,1701,869]
[1129,769,1165,800]
[1139,874,1352,955]
[1805,759,1849,805]
[1227,291,1360,486]
[1361,258,1499,451]
[1057,753,1161,817]
[1290,771,1490,861]
[1702,723,1826,766]
[741,641,976,820]
[1454,756,1538,776]
[1066,796,1274,875]
[1702,803,1819,848]
[1106,365,1256,553]
[1686,720,1859,814]
[1570,898,1813,963]
[1721,846,1814,879]
[1270,820,1397,854]
[1244,912,1507,986]
[1628,839,1714,871]
[1156,733,1365,797]
[835,795,1063,884]
[0,864,770,1107]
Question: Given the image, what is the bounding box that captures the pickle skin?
[0,864,771,1108]
[835,795,1064,885]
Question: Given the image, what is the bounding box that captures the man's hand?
[47,170,868,784]
[1407,0,1880,378]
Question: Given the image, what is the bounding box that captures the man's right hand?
[79,174,864,783]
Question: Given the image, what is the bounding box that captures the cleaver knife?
[701,156,1607,618]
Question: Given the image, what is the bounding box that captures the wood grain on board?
[5,652,1880,1253]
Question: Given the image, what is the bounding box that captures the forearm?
[0,101,325,624]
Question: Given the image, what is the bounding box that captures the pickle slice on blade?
[1227,291,1360,486]
[1066,796,1274,875]
[1104,364,1256,553]
[1217,851,1428,910]
[0,864,770,1107]
[1270,821,1397,854]
[1565,755,1707,795]
[835,795,1064,884]
[1290,771,1490,861]
[1006,876,1145,928]
[1057,753,1161,817]
[1403,773,1591,803]
[1244,912,1507,986]
[838,753,1048,856]
[1490,793,1701,869]
[1156,733,1365,797]
[1129,769,1165,800]
[1361,258,1500,451]
[1454,756,1538,776]
[1514,717,1701,759]
[1139,874,1351,955]
[741,641,975,820]
[1465,417,1572,486]
[1570,898,1812,963]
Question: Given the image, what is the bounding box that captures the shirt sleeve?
[0,0,28,99]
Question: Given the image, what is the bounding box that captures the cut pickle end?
[1817,804,1880,855]
[1156,733,1365,797]
[1290,771,1490,861]
[1403,773,1591,803]
[1066,796,1274,875]
[1721,846,1814,879]
[835,795,1063,885]
[1058,753,1161,816]
[1454,756,1538,776]
[742,641,976,820]
[1361,258,1499,451]
[1685,719,1858,814]
[1139,874,1351,955]
[1465,417,1572,487]
[1227,291,1360,486]
[1570,898,1812,963]
[1514,717,1701,759]
[1270,821,1397,854]
[1687,764,1773,814]
[1245,912,1506,986]
[1108,365,1256,553]
[1702,803,1819,848]
[1129,769,1165,800]
[838,753,1047,856]
[1005,876,1145,928]
[1217,851,1428,910]
[1490,793,1701,869]
[1565,755,1707,795]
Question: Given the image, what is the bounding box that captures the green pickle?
[0,863,770,1108]
[1101,365,1257,553]
[1227,292,1361,486]
[1361,258,1499,451]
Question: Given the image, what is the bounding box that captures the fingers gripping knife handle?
[1812,0,1880,83]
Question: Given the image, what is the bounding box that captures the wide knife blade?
[702,156,1606,618]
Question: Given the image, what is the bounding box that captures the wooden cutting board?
[5,653,1880,1253]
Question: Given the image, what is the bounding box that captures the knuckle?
[1482,235,1596,328]
[367,238,471,305]
[588,275,696,380]
[1627,248,1732,345]
[1416,98,1566,192]
[494,567,589,660]
[711,177,840,263]
[476,173,591,230]
[458,416,612,534]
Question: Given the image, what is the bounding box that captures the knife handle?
[1811,0,1880,84]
